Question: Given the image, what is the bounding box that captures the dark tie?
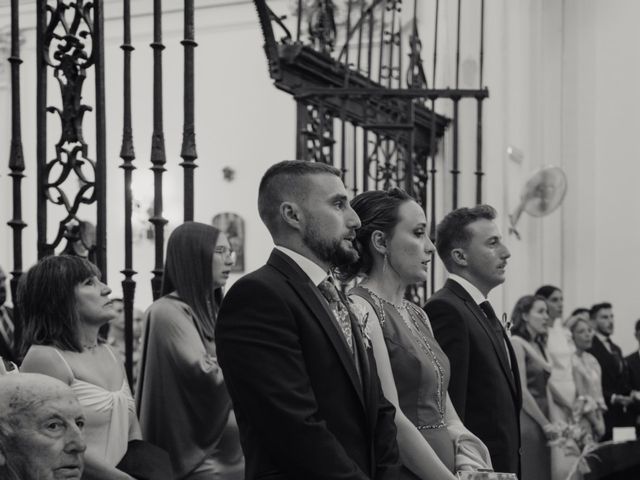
[318,277,353,353]
[479,301,513,371]
[605,337,624,373]
[479,301,504,336]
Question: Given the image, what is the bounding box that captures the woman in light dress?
[20,255,140,480]
[343,188,492,480]
[569,316,606,443]
[536,285,577,480]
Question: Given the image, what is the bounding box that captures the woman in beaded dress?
[342,188,492,480]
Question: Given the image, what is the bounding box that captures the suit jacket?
[625,350,640,432]
[215,249,399,480]
[626,351,640,391]
[0,306,15,363]
[589,335,632,438]
[424,279,522,475]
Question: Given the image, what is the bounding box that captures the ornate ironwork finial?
[308,0,337,54]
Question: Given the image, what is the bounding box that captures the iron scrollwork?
[41,0,98,253]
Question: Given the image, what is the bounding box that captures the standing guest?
[423,205,522,476]
[345,188,491,480]
[0,265,17,364]
[137,222,244,480]
[0,373,87,480]
[19,255,140,480]
[108,299,145,385]
[587,302,632,440]
[216,161,400,480]
[509,295,554,480]
[624,319,640,436]
[534,285,576,480]
[569,317,606,442]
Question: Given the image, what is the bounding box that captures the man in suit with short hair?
[216,160,399,480]
[424,205,522,475]
[588,302,633,440]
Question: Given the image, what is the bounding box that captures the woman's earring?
[382,253,388,275]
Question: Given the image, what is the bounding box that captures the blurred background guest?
[19,255,140,480]
[0,373,86,480]
[107,299,145,385]
[510,295,554,480]
[345,188,491,480]
[535,285,576,480]
[569,315,606,444]
[587,302,632,440]
[0,265,16,364]
[624,319,640,436]
[137,222,243,480]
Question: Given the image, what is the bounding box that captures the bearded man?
[216,160,399,480]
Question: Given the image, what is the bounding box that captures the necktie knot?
[318,277,341,304]
[479,301,497,321]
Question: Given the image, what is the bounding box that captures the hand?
[631,390,640,403]
[543,423,559,441]
[613,394,633,407]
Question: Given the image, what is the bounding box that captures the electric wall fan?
[508,166,568,239]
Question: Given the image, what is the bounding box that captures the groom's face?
[299,174,361,268]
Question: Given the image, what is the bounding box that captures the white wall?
[1,0,639,353]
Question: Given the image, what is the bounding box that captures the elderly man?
[0,373,86,480]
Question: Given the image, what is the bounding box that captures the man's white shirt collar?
[595,331,612,351]
[448,273,487,305]
[275,246,328,285]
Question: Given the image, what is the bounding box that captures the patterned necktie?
[318,277,353,353]
[0,308,13,348]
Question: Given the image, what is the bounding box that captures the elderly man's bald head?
[0,373,86,480]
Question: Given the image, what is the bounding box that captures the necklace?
[358,285,406,312]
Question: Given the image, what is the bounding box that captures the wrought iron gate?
[255,0,488,300]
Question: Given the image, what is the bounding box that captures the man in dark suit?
[625,319,640,436]
[423,205,522,475]
[216,160,399,480]
[588,302,633,440]
[0,265,16,364]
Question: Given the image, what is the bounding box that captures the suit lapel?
[445,280,519,401]
[348,307,376,427]
[268,251,366,409]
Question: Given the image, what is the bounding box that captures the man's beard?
[302,223,359,268]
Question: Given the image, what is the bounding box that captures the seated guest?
[345,189,491,479]
[19,255,141,480]
[509,295,554,480]
[569,316,606,442]
[0,372,86,480]
[587,302,632,440]
[137,222,244,479]
[108,299,144,385]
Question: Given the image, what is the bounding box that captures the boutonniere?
[348,300,372,349]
